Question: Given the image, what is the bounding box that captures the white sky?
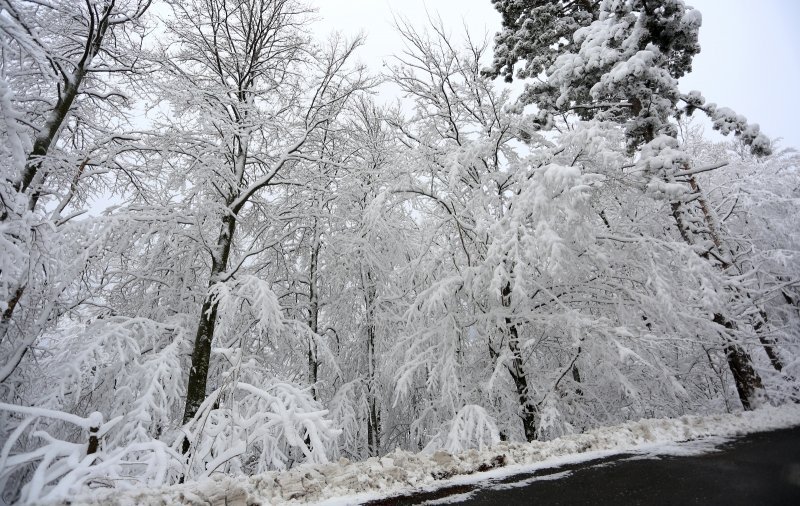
[315,0,800,150]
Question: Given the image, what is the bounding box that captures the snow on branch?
[439,405,501,454]
[0,404,180,504]
[681,91,773,156]
[209,274,284,335]
[181,381,339,478]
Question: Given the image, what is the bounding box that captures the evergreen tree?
[489,0,777,410]
[489,0,768,153]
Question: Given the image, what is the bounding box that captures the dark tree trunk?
[753,310,783,372]
[502,282,538,442]
[86,424,100,456]
[572,362,584,396]
[0,3,115,357]
[18,70,82,211]
[364,269,380,457]
[16,0,115,213]
[713,313,764,410]
[507,326,539,441]
[307,230,320,400]
[182,213,237,426]
[670,201,694,246]
[182,298,221,424]
[688,175,784,373]
[304,229,321,455]
[0,46,87,344]
[367,386,381,457]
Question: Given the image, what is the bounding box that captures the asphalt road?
[366,426,800,506]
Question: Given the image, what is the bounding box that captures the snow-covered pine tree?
[490,0,599,84]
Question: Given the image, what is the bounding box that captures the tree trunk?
[687,174,784,374]
[713,313,764,410]
[753,309,783,372]
[0,285,26,345]
[307,228,320,400]
[572,362,584,396]
[18,69,83,212]
[668,173,766,410]
[0,54,87,341]
[15,0,116,213]
[502,282,538,441]
[507,326,539,441]
[364,269,380,457]
[182,213,237,426]
[86,424,100,456]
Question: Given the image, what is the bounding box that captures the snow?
[2,2,797,505]
[64,404,800,506]
[488,469,573,490]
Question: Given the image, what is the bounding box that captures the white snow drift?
[69,404,800,506]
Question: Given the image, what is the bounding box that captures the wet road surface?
[365,426,800,505]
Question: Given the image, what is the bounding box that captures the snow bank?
[66,404,800,506]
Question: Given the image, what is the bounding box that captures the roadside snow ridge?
[71,404,800,505]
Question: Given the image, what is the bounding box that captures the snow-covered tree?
[153,0,370,432]
[0,0,153,391]
[489,0,782,410]
[489,0,770,153]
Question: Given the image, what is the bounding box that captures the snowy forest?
[1,0,798,503]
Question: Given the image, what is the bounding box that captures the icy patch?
[65,404,800,506]
[637,434,731,458]
[422,492,477,504]
[489,470,573,491]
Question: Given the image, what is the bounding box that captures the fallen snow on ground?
[68,404,800,506]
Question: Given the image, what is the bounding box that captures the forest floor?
[71,404,800,505]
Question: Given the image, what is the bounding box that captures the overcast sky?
[316,0,800,150]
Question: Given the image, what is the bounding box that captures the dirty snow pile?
[69,404,800,505]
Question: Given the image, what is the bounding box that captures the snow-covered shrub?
[327,379,369,459]
[181,381,340,478]
[424,405,500,454]
[33,315,191,446]
[0,404,181,504]
[1,379,341,502]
